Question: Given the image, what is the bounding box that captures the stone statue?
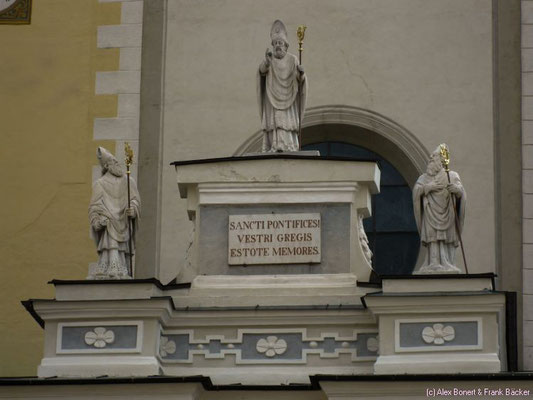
[358,214,373,264]
[257,20,307,152]
[88,147,140,279]
[413,145,466,273]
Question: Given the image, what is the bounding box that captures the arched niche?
[234,105,429,187]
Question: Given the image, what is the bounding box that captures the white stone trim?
[394,317,483,353]
[95,71,141,95]
[118,93,141,116]
[120,48,142,71]
[382,277,493,293]
[97,24,142,48]
[374,353,501,375]
[38,356,158,378]
[191,273,358,290]
[197,182,359,206]
[161,365,371,386]
[159,328,378,364]
[91,0,143,243]
[120,1,143,24]
[56,321,143,354]
[93,117,139,140]
[93,0,142,137]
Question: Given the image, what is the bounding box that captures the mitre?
[97,146,116,166]
[270,19,288,43]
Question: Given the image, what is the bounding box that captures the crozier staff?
[125,142,135,276]
[296,25,306,149]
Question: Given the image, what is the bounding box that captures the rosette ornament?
[84,327,115,348]
[422,323,455,345]
[256,336,287,357]
[159,336,177,357]
[366,336,379,353]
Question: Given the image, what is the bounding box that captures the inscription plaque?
[228,213,321,265]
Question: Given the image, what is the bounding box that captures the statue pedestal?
[33,279,168,378]
[174,155,380,283]
[365,274,506,375]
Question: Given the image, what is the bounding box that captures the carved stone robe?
[257,53,307,152]
[89,172,140,279]
[413,169,465,248]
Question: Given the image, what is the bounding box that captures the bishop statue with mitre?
[88,147,140,279]
[258,20,307,152]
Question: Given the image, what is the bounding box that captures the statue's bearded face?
[272,39,288,59]
[427,152,443,176]
[105,158,124,177]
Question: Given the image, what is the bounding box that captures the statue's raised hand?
[425,181,444,195]
[265,48,272,65]
[297,65,305,74]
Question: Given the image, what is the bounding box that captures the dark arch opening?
[303,141,420,276]
[301,123,422,187]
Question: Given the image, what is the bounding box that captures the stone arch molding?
[234,105,430,177]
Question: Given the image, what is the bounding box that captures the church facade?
[1,0,533,398]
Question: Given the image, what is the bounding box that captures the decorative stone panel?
[395,319,481,353]
[57,322,142,354]
[158,329,378,364]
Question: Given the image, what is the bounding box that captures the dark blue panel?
[373,233,419,275]
[375,187,418,232]
[379,159,407,186]
[304,142,328,154]
[303,141,419,276]
[329,142,379,160]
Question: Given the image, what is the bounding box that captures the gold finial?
[125,142,134,174]
[297,25,306,52]
[439,143,450,172]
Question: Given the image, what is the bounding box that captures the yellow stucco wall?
[0,0,121,376]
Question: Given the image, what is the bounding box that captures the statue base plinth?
[414,265,462,275]
[365,274,506,375]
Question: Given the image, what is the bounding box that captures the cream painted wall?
[0,0,120,376]
[160,0,495,281]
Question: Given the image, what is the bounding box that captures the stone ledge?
[38,356,159,378]
[381,274,494,293]
[374,353,501,375]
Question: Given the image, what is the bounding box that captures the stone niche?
[173,154,380,282]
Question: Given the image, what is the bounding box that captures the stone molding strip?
[94,0,143,182]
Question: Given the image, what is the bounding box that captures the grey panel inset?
[198,204,350,275]
[399,321,478,347]
[62,326,137,350]
[208,339,222,354]
[242,334,302,360]
[355,333,379,357]
[160,334,190,360]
